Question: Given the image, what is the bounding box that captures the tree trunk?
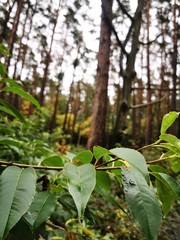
[87,0,113,149]
[5,0,24,70]
[170,0,178,135]
[39,0,61,106]
[49,80,61,132]
[145,0,152,145]
[132,79,143,146]
[113,0,144,139]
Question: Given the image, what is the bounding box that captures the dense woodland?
[0,0,179,148]
[0,0,180,239]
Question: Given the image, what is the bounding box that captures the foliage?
[0,46,180,240]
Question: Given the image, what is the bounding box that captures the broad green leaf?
[0,166,36,239]
[160,134,180,154]
[148,165,167,174]
[96,171,111,192]
[156,179,175,217]
[150,172,180,200]
[66,151,76,160]
[122,167,162,240]
[110,148,149,183]
[160,111,179,135]
[169,158,180,173]
[0,99,26,124]
[7,218,34,240]
[58,193,77,212]
[73,150,93,164]
[0,137,22,148]
[158,142,180,155]
[0,106,26,124]
[1,86,41,109]
[93,146,111,160]
[63,163,96,218]
[95,185,126,213]
[40,156,63,167]
[1,78,22,88]
[24,192,57,229]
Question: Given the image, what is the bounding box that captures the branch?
[116,0,133,21]
[0,161,64,170]
[147,155,177,164]
[131,94,167,109]
[139,33,162,45]
[0,160,122,171]
[101,1,128,57]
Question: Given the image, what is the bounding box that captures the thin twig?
[0,161,64,170]
[147,155,177,164]
[96,157,119,167]
[0,160,122,171]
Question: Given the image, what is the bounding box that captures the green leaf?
[7,218,34,240]
[93,146,111,160]
[96,171,111,192]
[150,172,180,201]
[160,134,180,154]
[66,151,76,160]
[73,150,93,164]
[110,148,150,183]
[0,137,22,148]
[148,165,167,174]
[40,156,63,167]
[2,78,22,87]
[63,163,96,219]
[95,184,126,214]
[1,87,41,110]
[0,44,10,55]
[122,167,162,240]
[24,192,57,229]
[169,158,180,173]
[0,166,36,239]
[58,193,77,212]
[160,111,179,135]
[0,99,26,124]
[156,179,175,217]
[0,62,7,77]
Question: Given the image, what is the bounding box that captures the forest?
[0,0,179,239]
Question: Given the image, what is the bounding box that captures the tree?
[113,0,145,140]
[87,0,113,149]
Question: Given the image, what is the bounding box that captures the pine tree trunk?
[5,0,24,70]
[145,0,152,145]
[87,0,113,149]
[39,0,61,106]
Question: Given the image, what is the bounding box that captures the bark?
[20,0,37,78]
[145,0,152,145]
[39,0,61,106]
[71,82,80,137]
[5,0,24,70]
[113,0,144,138]
[170,0,178,135]
[132,79,143,146]
[87,0,113,149]
[62,70,75,132]
[12,5,29,80]
[49,80,61,132]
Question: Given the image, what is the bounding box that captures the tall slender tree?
[145,0,152,144]
[87,0,113,149]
